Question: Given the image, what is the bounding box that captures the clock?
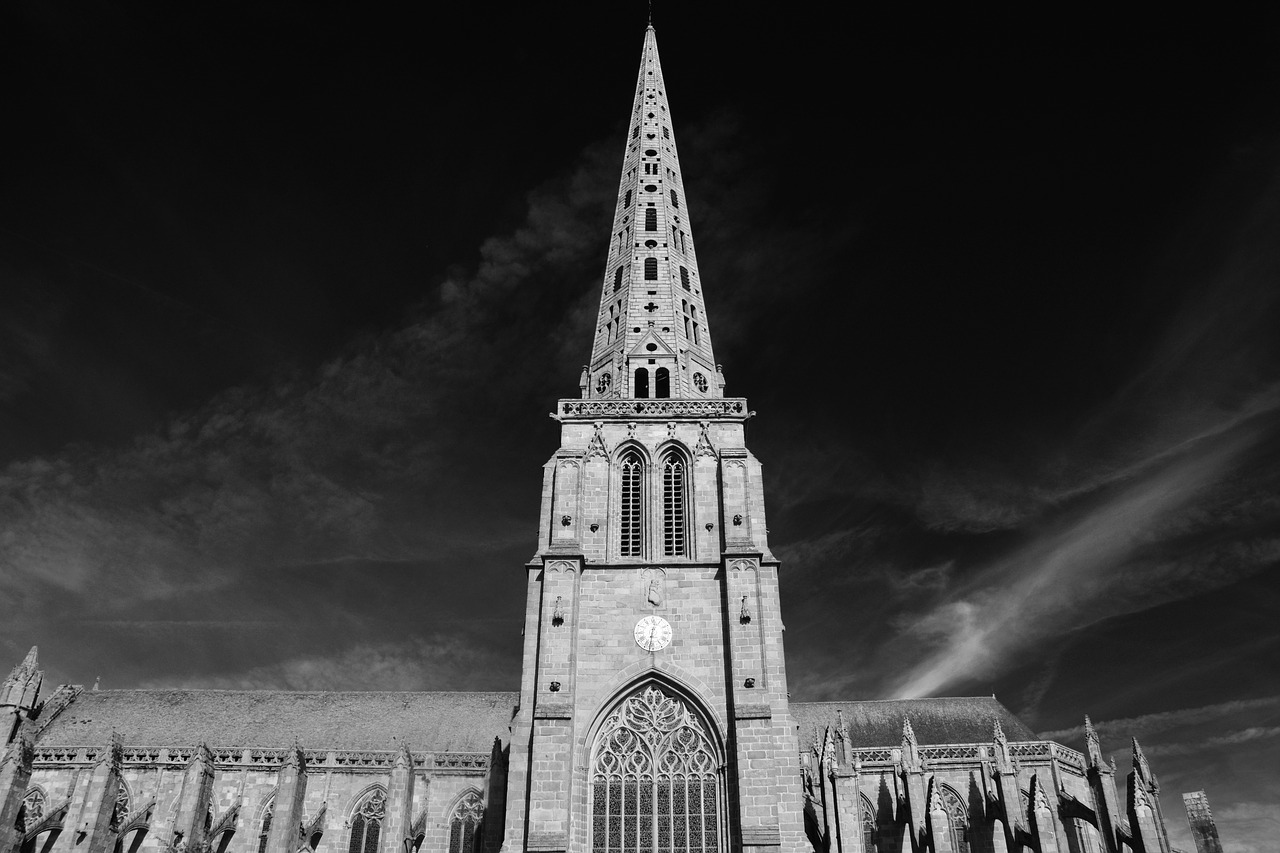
[634,615,672,652]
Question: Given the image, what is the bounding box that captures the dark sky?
[3,4,1279,847]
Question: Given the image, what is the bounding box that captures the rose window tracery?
[591,685,720,853]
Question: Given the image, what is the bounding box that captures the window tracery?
[347,791,385,853]
[938,785,969,853]
[590,685,720,853]
[20,788,46,834]
[446,792,484,853]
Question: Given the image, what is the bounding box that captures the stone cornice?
[31,746,490,773]
[554,398,749,421]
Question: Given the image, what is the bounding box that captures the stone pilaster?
[382,744,415,853]
[524,556,580,853]
[1028,773,1061,853]
[267,747,306,853]
[79,737,125,853]
[168,745,215,853]
[0,727,35,853]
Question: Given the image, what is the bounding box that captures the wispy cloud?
[889,415,1279,698]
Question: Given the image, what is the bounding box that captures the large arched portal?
[590,684,723,853]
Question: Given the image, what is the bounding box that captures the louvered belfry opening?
[662,453,686,557]
[620,451,644,557]
[591,686,722,853]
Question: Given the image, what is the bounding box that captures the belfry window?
[655,367,670,399]
[447,792,484,853]
[347,791,385,853]
[614,266,624,292]
[624,190,632,207]
[644,258,658,280]
[670,189,679,208]
[661,451,687,556]
[634,367,650,399]
[620,450,644,557]
[590,685,721,853]
[645,208,657,231]
[680,266,690,289]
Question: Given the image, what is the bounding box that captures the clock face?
[634,615,673,652]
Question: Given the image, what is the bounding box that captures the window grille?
[644,258,658,280]
[680,266,690,289]
[625,190,632,207]
[591,686,720,853]
[670,190,679,208]
[347,792,385,853]
[620,451,643,556]
[663,127,670,139]
[662,453,686,556]
[645,208,657,231]
[447,792,484,853]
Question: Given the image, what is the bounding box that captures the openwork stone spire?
[583,25,721,402]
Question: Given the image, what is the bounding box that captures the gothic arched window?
[860,796,876,852]
[257,800,274,853]
[661,451,687,557]
[348,791,385,853]
[620,450,644,557]
[938,786,969,853]
[447,792,484,853]
[591,685,721,853]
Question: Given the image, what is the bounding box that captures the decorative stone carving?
[640,567,665,607]
[693,422,716,458]
[584,423,609,460]
[546,560,576,574]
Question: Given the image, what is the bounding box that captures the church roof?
[35,689,519,753]
[790,697,1036,747]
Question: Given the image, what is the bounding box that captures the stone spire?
[583,24,722,402]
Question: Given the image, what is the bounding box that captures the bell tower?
[503,24,805,853]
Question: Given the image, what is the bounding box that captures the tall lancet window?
[938,787,970,853]
[590,685,721,853]
[620,450,644,557]
[661,451,687,557]
[257,800,274,853]
[347,790,385,853]
[447,792,484,853]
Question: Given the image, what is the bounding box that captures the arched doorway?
[590,684,722,852]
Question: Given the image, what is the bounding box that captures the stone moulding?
[733,704,772,720]
[805,740,1086,772]
[32,746,490,772]
[555,398,749,420]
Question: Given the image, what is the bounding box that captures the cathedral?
[0,24,1180,853]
